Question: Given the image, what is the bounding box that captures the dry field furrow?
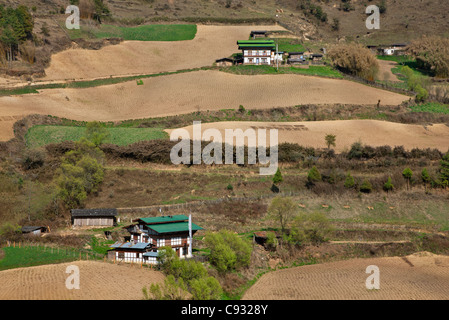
[242,252,449,300]
[0,261,165,300]
[167,119,449,152]
[0,71,408,141]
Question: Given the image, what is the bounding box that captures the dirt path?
[376,59,401,82]
[243,252,449,300]
[0,261,164,300]
[0,71,409,141]
[166,119,449,152]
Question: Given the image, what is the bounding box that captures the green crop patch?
[65,24,197,41]
[25,126,169,149]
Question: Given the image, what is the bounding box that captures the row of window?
[244,50,271,56]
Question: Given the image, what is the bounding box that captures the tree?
[272,167,283,191]
[402,168,413,190]
[421,168,431,192]
[290,212,334,245]
[325,134,336,149]
[383,176,394,193]
[204,229,252,273]
[328,43,379,81]
[407,36,449,78]
[55,137,105,208]
[267,197,298,235]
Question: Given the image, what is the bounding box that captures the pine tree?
[421,168,431,192]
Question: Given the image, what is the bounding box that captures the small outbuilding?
[71,208,118,227]
[21,226,48,236]
[215,57,234,67]
[250,30,268,39]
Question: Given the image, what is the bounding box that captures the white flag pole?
[188,214,192,258]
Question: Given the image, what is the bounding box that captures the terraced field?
[0,261,164,300]
[243,252,449,300]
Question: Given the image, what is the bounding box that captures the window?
[252,50,256,56]
[259,50,263,56]
[171,237,182,246]
[157,239,165,247]
[118,252,124,259]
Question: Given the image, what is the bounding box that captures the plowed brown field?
[0,261,164,300]
[242,252,449,300]
[166,119,449,152]
[0,71,408,141]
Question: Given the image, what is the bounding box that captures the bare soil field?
[41,25,284,81]
[166,119,449,152]
[0,71,408,141]
[0,261,164,300]
[243,252,449,300]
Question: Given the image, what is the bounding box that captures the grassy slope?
[25,125,169,149]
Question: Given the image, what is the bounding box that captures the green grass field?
[409,102,449,114]
[25,125,169,149]
[0,246,80,271]
[66,24,197,41]
[221,64,343,78]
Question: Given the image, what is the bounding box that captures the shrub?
[143,275,188,300]
[360,179,373,193]
[440,152,449,187]
[189,276,222,300]
[307,166,322,185]
[344,172,355,189]
[383,176,394,192]
[22,148,46,170]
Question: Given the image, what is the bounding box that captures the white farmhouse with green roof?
[237,39,277,65]
[109,214,203,264]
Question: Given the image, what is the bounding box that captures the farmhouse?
[237,40,276,65]
[109,214,203,264]
[71,208,118,227]
[382,43,408,56]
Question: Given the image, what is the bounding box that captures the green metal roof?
[138,215,189,225]
[237,40,275,44]
[148,222,203,234]
[238,44,275,48]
